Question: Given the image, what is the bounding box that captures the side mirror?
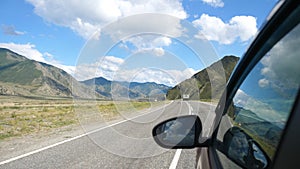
[152,115,202,149]
[220,127,270,169]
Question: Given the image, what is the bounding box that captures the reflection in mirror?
[216,24,300,169]
[152,115,201,149]
[220,127,269,169]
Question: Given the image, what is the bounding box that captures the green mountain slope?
[166,55,239,100]
[0,48,100,98]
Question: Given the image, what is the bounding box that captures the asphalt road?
[0,100,216,169]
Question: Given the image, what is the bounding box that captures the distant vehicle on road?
[182,94,190,100]
[153,0,300,168]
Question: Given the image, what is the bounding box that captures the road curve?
[0,100,216,169]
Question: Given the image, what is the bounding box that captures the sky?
[0,0,279,86]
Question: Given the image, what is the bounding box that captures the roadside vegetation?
[0,96,156,140]
[97,101,152,120]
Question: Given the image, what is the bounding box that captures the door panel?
[214,23,300,169]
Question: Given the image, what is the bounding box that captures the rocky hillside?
[0,48,99,98]
[166,55,239,100]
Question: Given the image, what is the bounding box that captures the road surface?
[0,100,216,169]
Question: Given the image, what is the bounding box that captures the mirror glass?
[222,127,269,169]
[153,115,201,148]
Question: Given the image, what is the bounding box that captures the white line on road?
[0,101,174,166]
[168,101,193,169]
[0,120,126,165]
[185,101,193,115]
[198,101,216,106]
[169,149,182,169]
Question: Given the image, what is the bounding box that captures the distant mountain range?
[0,48,169,99]
[82,77,170,100]
[0,48,240,100]
[166,55,239,100]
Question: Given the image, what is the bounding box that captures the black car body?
[153,0,300,168]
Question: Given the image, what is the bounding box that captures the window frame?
[208,1,300,169]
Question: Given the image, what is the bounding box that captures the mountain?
[82,77,171,100]
[0,48,100,98]
[2,47,237,100]
[232,105,282,151]
[166,55,239,100]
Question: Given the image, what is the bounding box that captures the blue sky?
[0,0,278,86]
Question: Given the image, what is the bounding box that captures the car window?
[215,23,300,169]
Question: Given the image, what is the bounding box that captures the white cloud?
[192,14,257,44]
[1,25,25,36]
[233,89,249,107]
[153,48,165,56]
[44,52,53,58]
[0,42,195,86]
[123,36,172,56]
[260,24,300,91]
[74,55,197,86]
[0,42,75,75]
[166,68,197,85]
[55,64,75,75]
[104,14,184,43]
[72,18,101,40]
[0,43,46,63]
[74,63,101,81]
[258,78,269,88]
[153,36,172,46]
[0,43,194,86]
[114,67,196,86]
[26,0,187,39]
[74,55,125,81]
[124,36,172,49]
[100,56,124,72]
[202,0,224,8]
[233,89,283,122]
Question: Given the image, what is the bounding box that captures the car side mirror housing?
[152,115,202,149]
[220,127,270,169]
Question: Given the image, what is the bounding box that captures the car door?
[208,1,300,169]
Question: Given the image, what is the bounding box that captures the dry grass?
[0,96,155,140]
[0,100,76,139]
[97,101,152,121]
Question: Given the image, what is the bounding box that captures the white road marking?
[185,101,193,115]
[0,101,174,166]
[169,149,182,169]
[168,101,193,169]
[198,101,216,106]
